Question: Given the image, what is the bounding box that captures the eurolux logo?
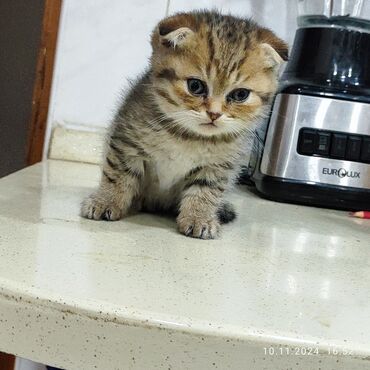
[322,168,360,179]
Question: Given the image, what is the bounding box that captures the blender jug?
[281,0,370,99]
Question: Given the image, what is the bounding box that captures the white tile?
[51,0,168,128]
[169,0,298,45]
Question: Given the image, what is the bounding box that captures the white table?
[0,160,369,370]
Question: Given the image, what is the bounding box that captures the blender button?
[361,137,370,163]
[345,136,362,161]
[330,133,347,159]
[298,129,316,155]
[314,132,331,156]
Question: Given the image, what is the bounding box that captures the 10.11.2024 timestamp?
[263,346,353,356]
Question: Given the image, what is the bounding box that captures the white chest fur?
[152,147,200,191]
[147,139,239,191]
[141,138,244,210]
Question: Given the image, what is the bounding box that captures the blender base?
[254,174,370,211]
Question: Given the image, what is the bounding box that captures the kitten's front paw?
[177,214,220,240]
[81,194,122,221]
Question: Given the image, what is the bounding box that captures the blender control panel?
[298,128,370,163]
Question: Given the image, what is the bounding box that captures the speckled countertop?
[0,160,369,370]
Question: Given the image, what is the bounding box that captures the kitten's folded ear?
[258,28,289,69]
[152,13,196,49]
[260,43,286,70]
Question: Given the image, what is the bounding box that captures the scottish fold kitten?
[81,11,288,239]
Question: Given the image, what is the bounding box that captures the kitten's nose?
[207,111,222,121]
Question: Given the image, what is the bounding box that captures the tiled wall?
[45,0,297,153]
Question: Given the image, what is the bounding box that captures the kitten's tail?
[217,202,236,224]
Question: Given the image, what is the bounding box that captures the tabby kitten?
[81,11,288,239]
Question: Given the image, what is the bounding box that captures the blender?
[247,0,370,210]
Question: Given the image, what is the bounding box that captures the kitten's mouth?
[200,122,217,128]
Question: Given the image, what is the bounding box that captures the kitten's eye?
[187,78,207,96]
[227,88,250,103]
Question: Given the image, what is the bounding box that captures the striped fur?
[81,10,288,239]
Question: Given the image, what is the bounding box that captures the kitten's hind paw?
[81,195,122,221]
[177,215,220,240]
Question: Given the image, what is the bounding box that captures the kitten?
[81,10,288,239]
